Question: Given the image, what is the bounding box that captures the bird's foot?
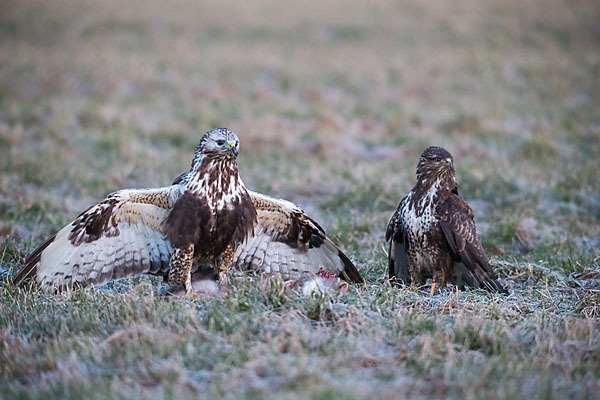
[184,279,196,297]
[416,282,442,296]
[425,282,455,296]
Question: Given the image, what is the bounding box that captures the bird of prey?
[170,176,364,285]
[13,128,257,294]
[14,128,362,293]
[385,146,508,294]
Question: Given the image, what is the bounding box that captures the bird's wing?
[234,191,363,283]
[437,194,508,294]
[13,185,184,289]
[385,197,410,283]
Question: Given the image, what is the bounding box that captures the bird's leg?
[430,273,449,296]
[216,243,235,283]
[411,269,423,289]
[429,282,436,296]
[185,270,193,295]
[168,244,195,295]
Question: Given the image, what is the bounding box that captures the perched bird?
[385,146,508,294]
[13,128,257,294]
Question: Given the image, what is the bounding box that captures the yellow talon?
[430,282,436,296]
[186,292,200,298]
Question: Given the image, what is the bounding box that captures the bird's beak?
[229,141,238,154]
[445,157,453,166]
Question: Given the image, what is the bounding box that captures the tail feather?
[475,267,509,294]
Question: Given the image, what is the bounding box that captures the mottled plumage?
[386,146,508,294]
[13,128,256,294]
[236,191,363,283]
[172,171,363,285]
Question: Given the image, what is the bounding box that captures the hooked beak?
[445,157,453,166]
[228,141,238,155]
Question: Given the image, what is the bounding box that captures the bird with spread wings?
[172,169,362,284]
[386,146,508,294]
[13,128,362,293]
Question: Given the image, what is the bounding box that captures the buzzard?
[385,146,508,294]
[171,175,364,285]
[14,128,362,293]
[13,128,256,294]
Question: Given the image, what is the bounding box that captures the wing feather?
[437,194,508,294]
[234,191,363,283]
[386,197,410,283]
[13,185,183,288]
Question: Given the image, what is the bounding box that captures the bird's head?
[197,128,240,158]
[416,146,455,180]
[189,128,241,173]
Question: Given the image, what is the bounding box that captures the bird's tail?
[453,261,508,294]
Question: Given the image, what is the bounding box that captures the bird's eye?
[216,140,226,146]
[435,157,442,162]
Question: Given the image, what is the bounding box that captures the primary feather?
[13,187,181,287]
[235,191,363,283]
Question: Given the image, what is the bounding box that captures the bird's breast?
[400,194,445,269]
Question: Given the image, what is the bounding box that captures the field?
[1,0,599,398]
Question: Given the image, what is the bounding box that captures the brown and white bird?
[14,128,362,293]
[170,177,363,285]
[385,146,508,294]
[13,128,257,294]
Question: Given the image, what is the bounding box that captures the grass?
[1,0,599,398]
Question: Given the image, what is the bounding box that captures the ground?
[1,0,599,398]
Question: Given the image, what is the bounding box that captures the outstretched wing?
[437,194,508,294]
[385,196,410,283]
[13,186,183,288]
[234,191,363,283]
